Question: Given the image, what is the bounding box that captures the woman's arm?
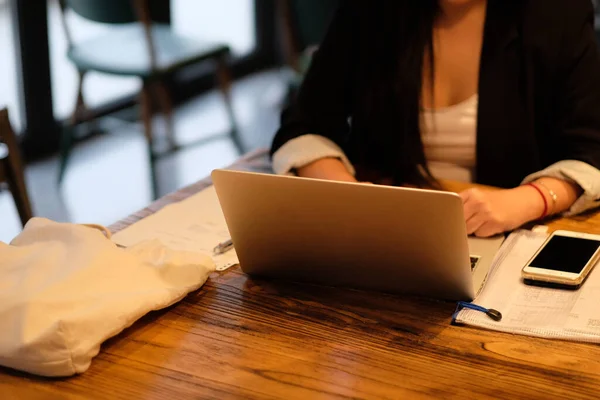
[271,134,357,180]
[536,0,600,214]
[523,0,600,216]
[460,177,582,238]
[552,1,600,175]
[529,177,583,215]
[270,2,358,177]
[296,158,357,182]
[462,1,600,237]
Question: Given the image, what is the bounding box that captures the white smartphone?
[522,230,600,288]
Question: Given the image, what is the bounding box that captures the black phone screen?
[529,236,600,274]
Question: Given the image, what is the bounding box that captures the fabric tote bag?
[0,218,215,377]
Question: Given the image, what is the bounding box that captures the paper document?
[455,230,600,343]
[113,186,238,271]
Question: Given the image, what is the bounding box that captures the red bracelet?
[526,183,548,219]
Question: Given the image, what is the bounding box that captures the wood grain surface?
[2,149,599,400]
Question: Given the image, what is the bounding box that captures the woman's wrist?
[510,185,547,224]
[513,177,582,225]
[533,177,582,214]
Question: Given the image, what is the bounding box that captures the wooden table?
[2,149,600,400]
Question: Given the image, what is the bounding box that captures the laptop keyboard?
[470,255,481,271]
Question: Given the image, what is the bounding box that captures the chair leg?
[4,160,33,227]
[58,70,87,183]
[154,80,178,150]
[215,56,243,153]
[140,82,159,199]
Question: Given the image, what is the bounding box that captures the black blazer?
[271,0,600,188]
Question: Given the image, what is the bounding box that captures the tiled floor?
[0,69,287,243]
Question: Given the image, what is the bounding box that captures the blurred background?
[0,0,340,242]
[1,1,599,243]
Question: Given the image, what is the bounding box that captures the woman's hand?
[459,186,545,237]
[459,177,583,237]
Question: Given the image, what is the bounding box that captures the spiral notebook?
[454,230,600,343]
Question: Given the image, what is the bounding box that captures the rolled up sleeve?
[272,134,356,176]
[521,160,600,215]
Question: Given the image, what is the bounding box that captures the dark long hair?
[354,1,441,187]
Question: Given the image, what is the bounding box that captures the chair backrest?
[63,0,170,24]
[0,108,33,226]
[278,0,340,72]
[0,109,21,172]
[59,0,162,69]
[288,0,340,50]
[63,0,138,24]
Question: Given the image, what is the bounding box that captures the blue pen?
[451,301,502,324]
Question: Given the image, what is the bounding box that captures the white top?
[421,94,478,182]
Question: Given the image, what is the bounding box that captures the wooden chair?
[0,108,33,227]
[57,0,240,198]
[277,0,340,101]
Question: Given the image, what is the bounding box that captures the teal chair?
[0,108,33,227]
[57,0,240,198]
[277,0,340,99]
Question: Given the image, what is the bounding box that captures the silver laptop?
[211,169,504,301]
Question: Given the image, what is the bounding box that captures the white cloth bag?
[0,218,215,377]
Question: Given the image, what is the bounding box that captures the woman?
[270,0,600,237]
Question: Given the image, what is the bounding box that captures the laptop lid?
[212,169,476,300]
